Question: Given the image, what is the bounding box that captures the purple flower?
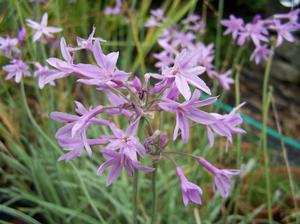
[159,90,217,143]
[176,167,203,206]
[46,37,75,82]
[0,36,20,57]
[270,20,298,46]
[250,44,272,64]
[153,28,183,68]
[145,17,160,28]
[47,37,130,88]
[158,49,210,100]
[17,27,26,47]
[145,9,165,27]
[26,13,62,42]
[157,38,178,55]
[70,26,106,52]
[56,127,107,161]
[47,37,106,84]
[33,62,57,88]
[191,42,215,74]
[182,14,200,24]
[153,51,174,68]
[96,119,154,186]
[237,18,269,46]
[206,103,246,149]
[100,120,146,157]
[50,101,110,159]
[210,70,234,91]
[173,31,196,49]
[104,90,133,119]
[274,9,300,24]
[77,40,131,87]
[3,59,30,83]
[150,8,164,20]
[197,157,240,198]
[104,0,122,16]
[97,149,154,186]
[182,14,205,33]
[221,15,244,40]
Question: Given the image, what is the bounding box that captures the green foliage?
[0,0,299,223]
[236,0,269,10]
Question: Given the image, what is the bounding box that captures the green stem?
[200,0,208,42]
[55,0,62,28]
[128,12,146,74]
[132,172,138,224]
[262,43,275,106]
[232,63,243,223]
[235,63,243,168]
[215,0,224,70]
[262,88,273,224]
[12,0,25,27]
[261,41,275,223]
[20,81,58,152]
[220,40,234,72]
[232,46,245,75]
[151,164,157,224]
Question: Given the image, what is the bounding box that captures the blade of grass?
[271,96,299,223]
[214,0,224,70]
[0,205,41,224]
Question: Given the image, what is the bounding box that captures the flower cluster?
[0,33,30,82]
[104,0,123,16]
[0,13,62,86]
[144,9,166,27]
[222,9,300,64]
[150,13,233,91]
[40,23,245,205]
[1,9,246,207]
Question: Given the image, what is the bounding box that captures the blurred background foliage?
[0,0,299,223]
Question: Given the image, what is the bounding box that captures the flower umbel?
[2,6,249,208]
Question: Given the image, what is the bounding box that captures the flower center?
[171,67,181,76]
[81,40,88,46]
[122,136,130,143]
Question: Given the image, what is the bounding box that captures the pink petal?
[175,75,191,100]
[207,126,215,148]
[41,13,48,27]
[46,26,62,33]
[107,159,122,186]
[92,40,106,69]
[33,31,43,42]
[178,113,189,143]
[50,112,78,122]
[185,75,211,95]
[60,38,73,64]
[173,113,180,141]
